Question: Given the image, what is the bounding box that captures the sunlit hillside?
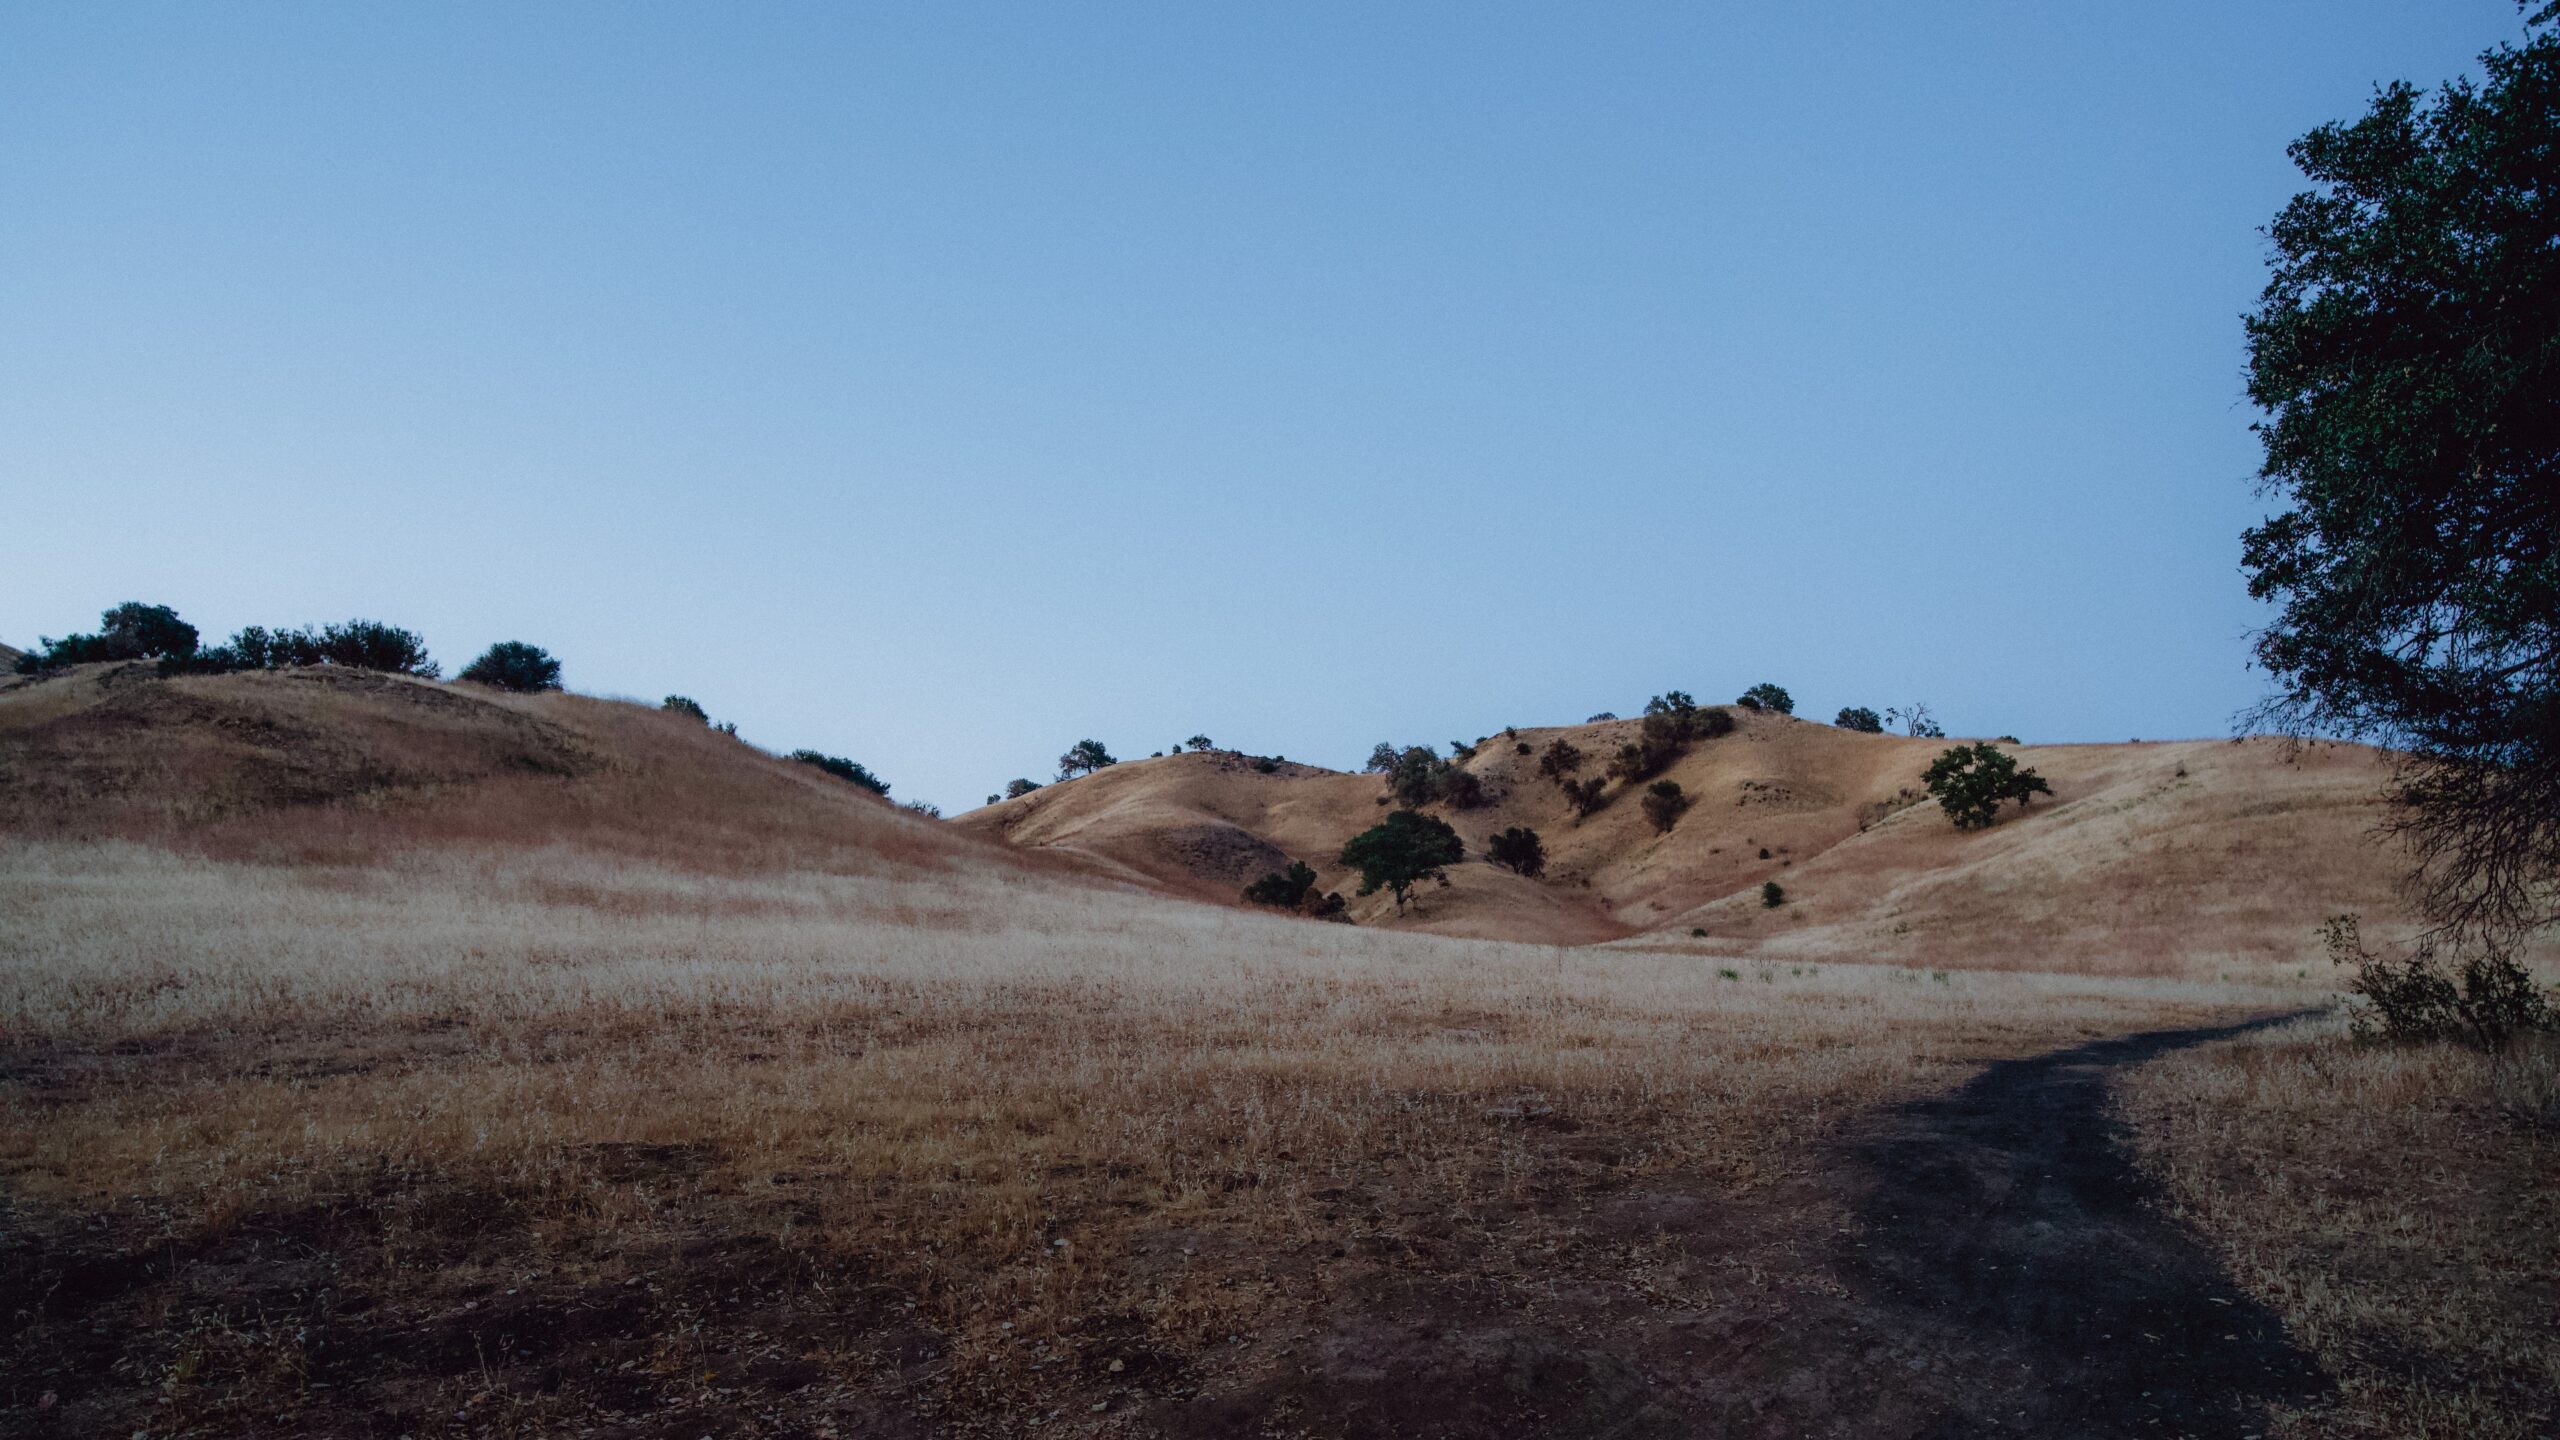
[960,709,2407,973]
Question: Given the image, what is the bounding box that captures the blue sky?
[0,3,2528,810]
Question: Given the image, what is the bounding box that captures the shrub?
[1586,712,1618,723]
[2325,914,2554,1048]
[458,641,562,693]
[662,695,709,722]
[175,619,440,678]
[1338,810,1465,911]
[20,601,201,672]
[1486,826,1546,878]
[1435,767,1485,808]
[1641,780,1689,833]
[1737,683,1794,714]
[1835,705,1884,733]
[1004,778,1044,800]
[1187,734,1215,752]
[790,750,890,795]
[1308,891,1349,920]
[1515,741,1532,755]
[1559,776,1609,818]
[314,620,436,675]
[901,800,943,819]
[1057,739,1117,779]
[1243,861,1319,908]
[1364,742,1399,774]
[1537,738,1585,779]
[1920,742,2052,830]
[1761,881,1786,908]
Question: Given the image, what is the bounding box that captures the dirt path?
[1839,1017,2329,1438]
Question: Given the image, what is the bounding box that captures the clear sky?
[0,3,2530,810]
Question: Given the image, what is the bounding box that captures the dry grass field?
[1,662,2547,1436]
[2124,1017,2560,1439]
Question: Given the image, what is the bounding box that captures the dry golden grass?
[0,663,2487,1436]
[965,715,2410,974]
[2123,1016,2560,1439]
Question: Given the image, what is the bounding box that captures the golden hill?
[0,660,985,878]
[959,710,2410,975]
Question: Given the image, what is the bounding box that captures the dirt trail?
[1840,1017,2329,1438]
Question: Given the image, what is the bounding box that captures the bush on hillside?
[1920,742,2052,830]
[901,800,943,819]
[1243,860,1320,909]
[1559,776,1609,818]
[1762,881,1786,908]
[1187,733,1215,752]
[1057,739,1117,779]
[1004,777,1043,799]
[663,695,709,722]
[1338,810,1465,911]
[1364,742,1399,774]
[1888,703,1944,739]
[1641,780,1689,833]
[1486,826,1546,878]
[174,619,440,678]
[790,750,890,795]
[19,602,200,672]
[458,641,562,693]
[1737,683,1794,715]
[1587,712,1617,723]
[1835,705,1884,733]
[1537,738,1585,780]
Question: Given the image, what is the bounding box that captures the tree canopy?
[1920,743,2052,831]
[2242,7,2560,947]
[1338,810,1464,910]
[1057,739,1117,779]
[1834,706,1884,734]
[457,641,561,693]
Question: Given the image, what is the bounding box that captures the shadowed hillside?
[0,660,981,877]
[960,710,2410,974]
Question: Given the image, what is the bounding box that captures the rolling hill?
[958,709,2410,974]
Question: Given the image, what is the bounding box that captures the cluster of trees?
[1365,742,1486,809]
[790,750,891,796]
[1241,859,1347,918]
[13,600,564,694]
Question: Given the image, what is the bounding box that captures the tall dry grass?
[2123,1016,2560,1439]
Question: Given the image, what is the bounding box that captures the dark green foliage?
[789,750,890,795]
[1187,734,1215,751]
[1435,766,1485,808]
[663,695,709,722]
[1835,706,1884,734]
[901,800,943,819]
[1644,690,1697,720]
[2325,915,2553,1048]
[1514,742,1532,756]
[1486,826,1546,878]
[2243,13,2560,950]
[1641,780,1689,833]
[179,620,439,678]
[457,641,562,693]
[1057,739,1117,779]
[1690,706,1736,739]
[1308,890,1349,919]
[1252,756,1280,774]
[1364,742,1399,774]
[1338,810,1465,910]
[1736,683,1794,715]
[1761,881,1785,908]
[1243,860,1320,908]
[20,601,200,672]
[1586,712,1616,723]
[1920,743,2053,830]
[1887,703,1944,739]
[1004,778,1043,799]
[1558,776,1609,818]
[1537,738,1585,780]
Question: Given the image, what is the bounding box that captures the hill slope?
[959,711,2409,974]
